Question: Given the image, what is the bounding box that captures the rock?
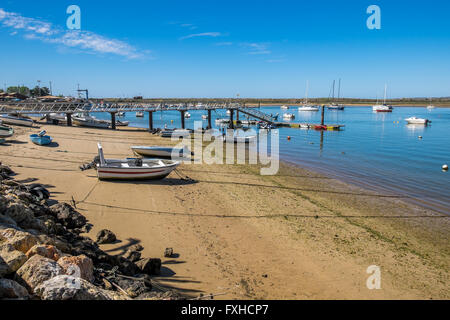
[26,245,62,261]
[118,257,139,276]
[35,275,123,300]
[15,254,63,292]
[164,248,174,258]
[116,278,150,298]
[135,258,161,275]
[58,255,94,283]
[123,250,141,262]
[4,202,35,227]
[26,184,50,201]
[0,278,29,299]
[0,228,38,253]
[0,214,17,227]
[0,243,28,276]
[96,229,116,244]
[129,244,144,252]
[49,203,87,229]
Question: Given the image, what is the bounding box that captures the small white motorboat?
[0,114,34,127]
[202,115,209,120]
[136,112,144,118]
[427,105,435,110]
[298,105,319,112]
[95,143,180,180]
[283,113,295,120]
[215,118,230,124]
[132,146,193,159]
[405,117,431,125]
[184,112,191,119]
[327,104,345,110]
[281,105,289,110]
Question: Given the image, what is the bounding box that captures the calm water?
[96,106,450,214]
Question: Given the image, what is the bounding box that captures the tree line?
[0,85,51,97]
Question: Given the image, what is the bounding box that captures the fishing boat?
[405,117,431,125]
[373,84,393,112]
[30,130,52,146]
[136,112,144,118]
[283,113,295,120]
[132,146,193,159]
[73,113,110,129]
[95,143,181,180]
[0,114,34,127]
[0,125,14,138]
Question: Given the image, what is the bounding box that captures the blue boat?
[30,131,52,146]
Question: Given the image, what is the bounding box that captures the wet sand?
[1,122,448,299]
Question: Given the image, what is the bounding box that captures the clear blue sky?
[0,0,449,98]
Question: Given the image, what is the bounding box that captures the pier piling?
[148,111,154,131]
[180,111,185,129]
[321,105,325,126]
[229,109,234,129]
[110,112,116,130]
[66,113,72,127]
[208,110,212,129]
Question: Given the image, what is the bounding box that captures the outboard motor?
[38,130,47,137]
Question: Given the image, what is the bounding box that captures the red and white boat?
[96,143,180,180]
[373,84,393,112]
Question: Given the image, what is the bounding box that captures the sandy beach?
[1,122,448,300]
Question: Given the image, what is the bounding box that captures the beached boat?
[73,113,110,129]
[30,131,52,146]
[96,143,180,180]
[405,117,431,125]
[132,146,193,159]
[136,112,144,118]
[0,125,14,138]
[0,114,34,127]
[160,129,191,138]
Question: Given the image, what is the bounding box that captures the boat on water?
[95,143,181,180]
[427,105,435,110]
[184,112,191,119]
[118,112,126,117]
[132,146,193,159]
[215,118,230,124]
[73,113,110,129]
[298,81,320,112]
[30,130,52,146]
[327,79,345,110]
[327,103,345,110]
[0,114,34,127]
[298,105,319,112]
[405,117,431,125]
[283,113,295,120]
[136,112,144,118]
[280,105,289,110]
[373,84,393,112]
[202,114,209,120]
[0,125,14,138]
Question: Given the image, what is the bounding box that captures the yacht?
[373,84,393,112]
[298,80,320,111]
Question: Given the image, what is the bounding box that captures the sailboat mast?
[332,80,335,101]
[305,80,309,104]
[383,83,387,105]
[338,78,341,101]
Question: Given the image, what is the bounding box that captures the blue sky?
[0,0,449,98]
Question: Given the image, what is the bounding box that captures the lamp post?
[37,80,41,97]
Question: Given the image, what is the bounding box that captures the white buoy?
[443,164,449,171]
[418,136,423,139]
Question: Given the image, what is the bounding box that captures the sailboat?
[298,81,319,112]
[373,84,393,112]
[427,98,435,109]
[327,79,345,110]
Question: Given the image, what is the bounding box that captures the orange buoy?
[287,136,291,141]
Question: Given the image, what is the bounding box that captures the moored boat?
[298,105,319,112]
[405,117,431,125]
[283,113,295,120]
[96,143,180,180]
[73,113,110,129]
[136,112,144,118]
[373,84,393,112]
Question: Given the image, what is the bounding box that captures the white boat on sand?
[96,143,180,180]
[73,113,110,129]
[0,114,34,127]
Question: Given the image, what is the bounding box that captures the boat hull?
[0,126,14,138]
[30,134,52,146]
[132,146,191,159]
[0,116,33,127]
[73,119,110,129]
[96,164,179,180]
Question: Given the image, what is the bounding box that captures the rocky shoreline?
[0,163,181,300]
